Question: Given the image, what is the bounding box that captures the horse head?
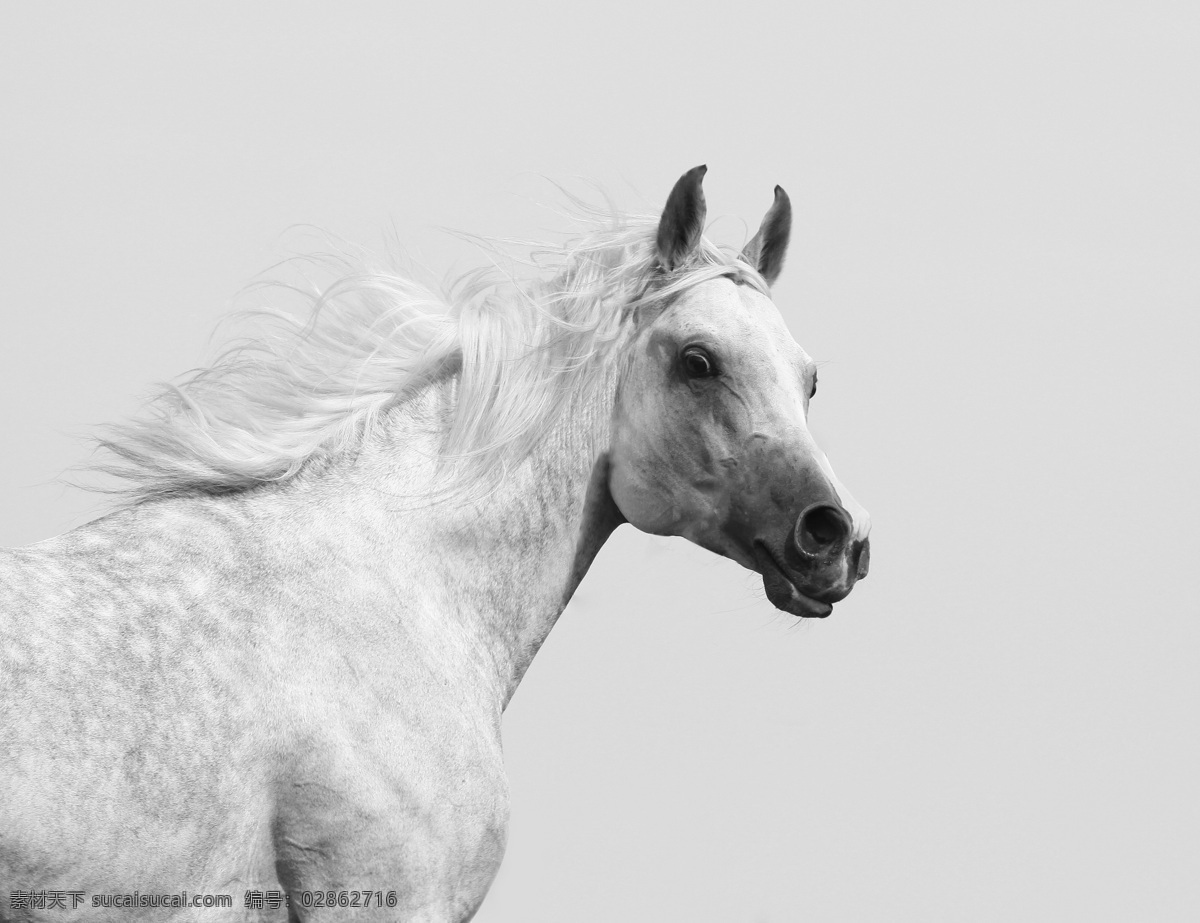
[609,165,871,618]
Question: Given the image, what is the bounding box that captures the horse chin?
[753,543,835,618]
[761,568,834,618]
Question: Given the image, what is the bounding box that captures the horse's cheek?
[607,452,680,536]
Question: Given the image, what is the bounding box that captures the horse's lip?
[753,542,834,619]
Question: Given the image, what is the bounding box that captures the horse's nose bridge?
[747,420,869,543]
[815,455,870,545]
[789,425,870,545]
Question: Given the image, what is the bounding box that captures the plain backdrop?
[2,3,1197,920]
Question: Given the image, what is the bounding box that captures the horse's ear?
[656,165,708,272]
[741,185,792,287]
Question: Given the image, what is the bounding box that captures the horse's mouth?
[753,542,834,619]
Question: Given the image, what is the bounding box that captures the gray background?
[2,3,1197,920]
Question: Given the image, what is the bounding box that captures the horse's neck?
[69,370,623,708]
[312,370,623,706]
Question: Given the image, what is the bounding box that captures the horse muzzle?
[754,502,871,618]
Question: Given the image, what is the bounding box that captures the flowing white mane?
[93,203,768,504]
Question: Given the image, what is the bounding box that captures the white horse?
[0,166,869,922]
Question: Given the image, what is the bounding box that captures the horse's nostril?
[795,503,851,557]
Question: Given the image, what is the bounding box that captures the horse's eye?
[682,346,717,379]
[810,372,818,399]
